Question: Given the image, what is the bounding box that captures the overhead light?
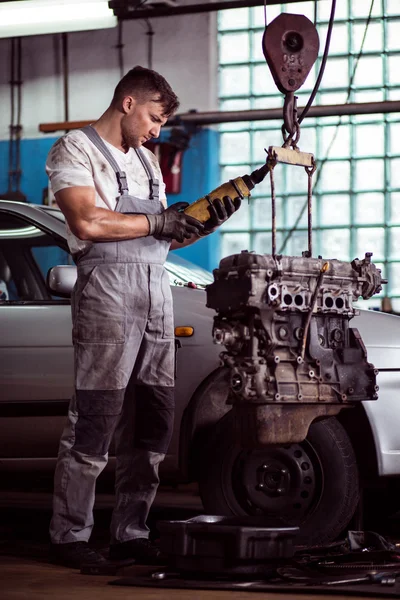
[0,0,117,39]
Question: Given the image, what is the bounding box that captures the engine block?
[206,251,385,446]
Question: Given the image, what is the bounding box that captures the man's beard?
[121,120,141,149]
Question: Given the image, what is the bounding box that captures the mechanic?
[45,65,241,570]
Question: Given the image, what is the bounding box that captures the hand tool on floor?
[326,571,399,586]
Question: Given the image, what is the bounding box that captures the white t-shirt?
[45,129,167,256]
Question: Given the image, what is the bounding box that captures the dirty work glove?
[198,195,241,236]
[146,201,204,243]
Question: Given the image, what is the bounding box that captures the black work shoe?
[49,541,112,572]
[109,538,166,565]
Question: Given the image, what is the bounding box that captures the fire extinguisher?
[144,127,190,194]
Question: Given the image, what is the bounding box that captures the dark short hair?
[111,65,179,117]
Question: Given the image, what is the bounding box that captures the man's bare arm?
[55,186,150,241]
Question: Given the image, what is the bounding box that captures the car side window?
[0,250,17,301]
[0,212,70,302]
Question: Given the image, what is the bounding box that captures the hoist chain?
[282,92,301,149]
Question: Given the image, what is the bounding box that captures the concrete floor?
[1,555,374,600]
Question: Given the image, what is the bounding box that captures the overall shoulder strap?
[135,147,160,200]
[80,125,128,196]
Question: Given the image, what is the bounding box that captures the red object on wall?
[144,141,183,194]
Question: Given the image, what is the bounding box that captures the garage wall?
[0,7,221,272]
[0,11,218,139]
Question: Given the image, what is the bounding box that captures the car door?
[0,207,73,460]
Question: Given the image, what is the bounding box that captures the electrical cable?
[278,0,375,255]
[298,0,336,124]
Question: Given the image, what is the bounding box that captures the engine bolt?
[280,468,288,475]
[276,488,284,494]
[348,387,354,395]
[257,483,265,491]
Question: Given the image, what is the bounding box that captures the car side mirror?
[47,265,77,298]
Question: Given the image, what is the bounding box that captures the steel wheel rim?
[225,439,324,523]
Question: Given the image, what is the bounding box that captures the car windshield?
[165,254,214,288]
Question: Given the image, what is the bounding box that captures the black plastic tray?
[157,515,299,574]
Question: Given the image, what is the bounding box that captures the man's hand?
[199,195,241,236]
[146,202,204,243]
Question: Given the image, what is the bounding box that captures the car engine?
[206,251,385,446]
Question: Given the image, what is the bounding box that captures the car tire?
[198,412,360,546]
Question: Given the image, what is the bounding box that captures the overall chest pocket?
[73,265,126,344]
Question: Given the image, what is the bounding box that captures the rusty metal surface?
[262,13,320,95]
[233,404,342,447]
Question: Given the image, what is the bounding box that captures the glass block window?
[218,1,400,309]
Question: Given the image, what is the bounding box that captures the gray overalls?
[50,126,175,545]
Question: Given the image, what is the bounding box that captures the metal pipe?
[117,21,124,78]
[146,19,154,70]
[38,100,400,134]
[109,0,309,20]
[166,100,400,127]
[61,32,69,124]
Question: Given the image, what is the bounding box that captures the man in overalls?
[46,66,239,570]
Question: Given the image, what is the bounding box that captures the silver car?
[1,198,400,546]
